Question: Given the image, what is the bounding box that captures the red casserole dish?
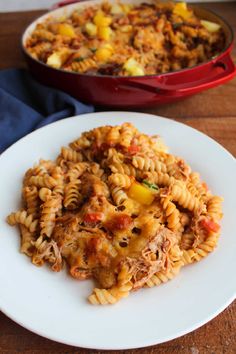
[22,0,236,108]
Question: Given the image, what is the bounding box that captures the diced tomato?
[115,214,133,230]
[127,144,140,155]
[83,212,102,224]
[200,218,220,233]
[107,214,133,231]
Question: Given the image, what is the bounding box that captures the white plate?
[0,112,235,350]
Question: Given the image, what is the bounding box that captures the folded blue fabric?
[0,68,94,152]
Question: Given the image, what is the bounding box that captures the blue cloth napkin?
[0,68,94,152]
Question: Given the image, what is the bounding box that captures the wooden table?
[0,2,235,353]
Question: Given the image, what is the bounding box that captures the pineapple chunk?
[57,23,76,37]
[123,58,144,76]
[103,43,114,52]
[121,4,132,14]
[173,2,192,20]
[200,20,221,33]
[97,26,112,40]
[131,67,145,76]
[110,4,123,15]
[93,10,112,27]
[95,45,113,62]
[128,182,155,205]
[93,10,104,25]
[120,25,132,33]
[46,49,70,69]
[85,22,97,36]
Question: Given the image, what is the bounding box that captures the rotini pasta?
[63,180,81,209]
[132,156,167,173]
[160,196,181,231]
[28,174,58,189]
[110,185,128,205]
[7,210,38,233]
[108,173,132,189]
[70,58,98,73]
[7,123,223,305]
[40,195,62,237]
[60,147,83,163]
[23,186,39,218]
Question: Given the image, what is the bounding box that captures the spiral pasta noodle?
[64,180,81,209]
[23,186,39,218]
[32,29,55,42]
[160,196,181,231]
[19,225,35,256]
[70,58,97,73]
[132,156,167,173]
[110,185,128,205]
[207,196,223,221]
[145,263,183,288]
[110,162,137,176]
[88,282,133,305]
[171,183,204,213]
[60,147,83,163]
[67,162,89,181]
[40,195,62,237]
[7,122,223,305]
[29,175,58,189]
[7,210,38,233]
[108,173,132,189]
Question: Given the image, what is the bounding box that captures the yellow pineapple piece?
[200,20,221,33]
[46,49,70,69]
[173,2,192,20]
[57,23,76,37]
[85,22,97,36]
[103,43,114,52]
[97,26,112,40]
[93,10,112,27]
[128,182,155,205]
[93,10,104,25]
[123,58,144,76]
[95,45,113,62]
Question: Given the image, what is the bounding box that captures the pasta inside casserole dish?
[24,1,225,76]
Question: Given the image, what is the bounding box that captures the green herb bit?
[172,22,183,30]
[73,57,85,62]
[142,179,159,191]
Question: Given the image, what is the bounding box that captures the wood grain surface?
[0,2,235,353]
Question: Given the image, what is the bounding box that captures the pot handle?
[52,0,82,9]
[122,54,236,95]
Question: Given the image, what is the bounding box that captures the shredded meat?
[122,227,176,289]
[35,239,62,272]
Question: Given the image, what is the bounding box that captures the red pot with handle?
[22,0,236,108]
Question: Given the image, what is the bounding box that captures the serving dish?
[0,112,236,349]
[22,0,236,107]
